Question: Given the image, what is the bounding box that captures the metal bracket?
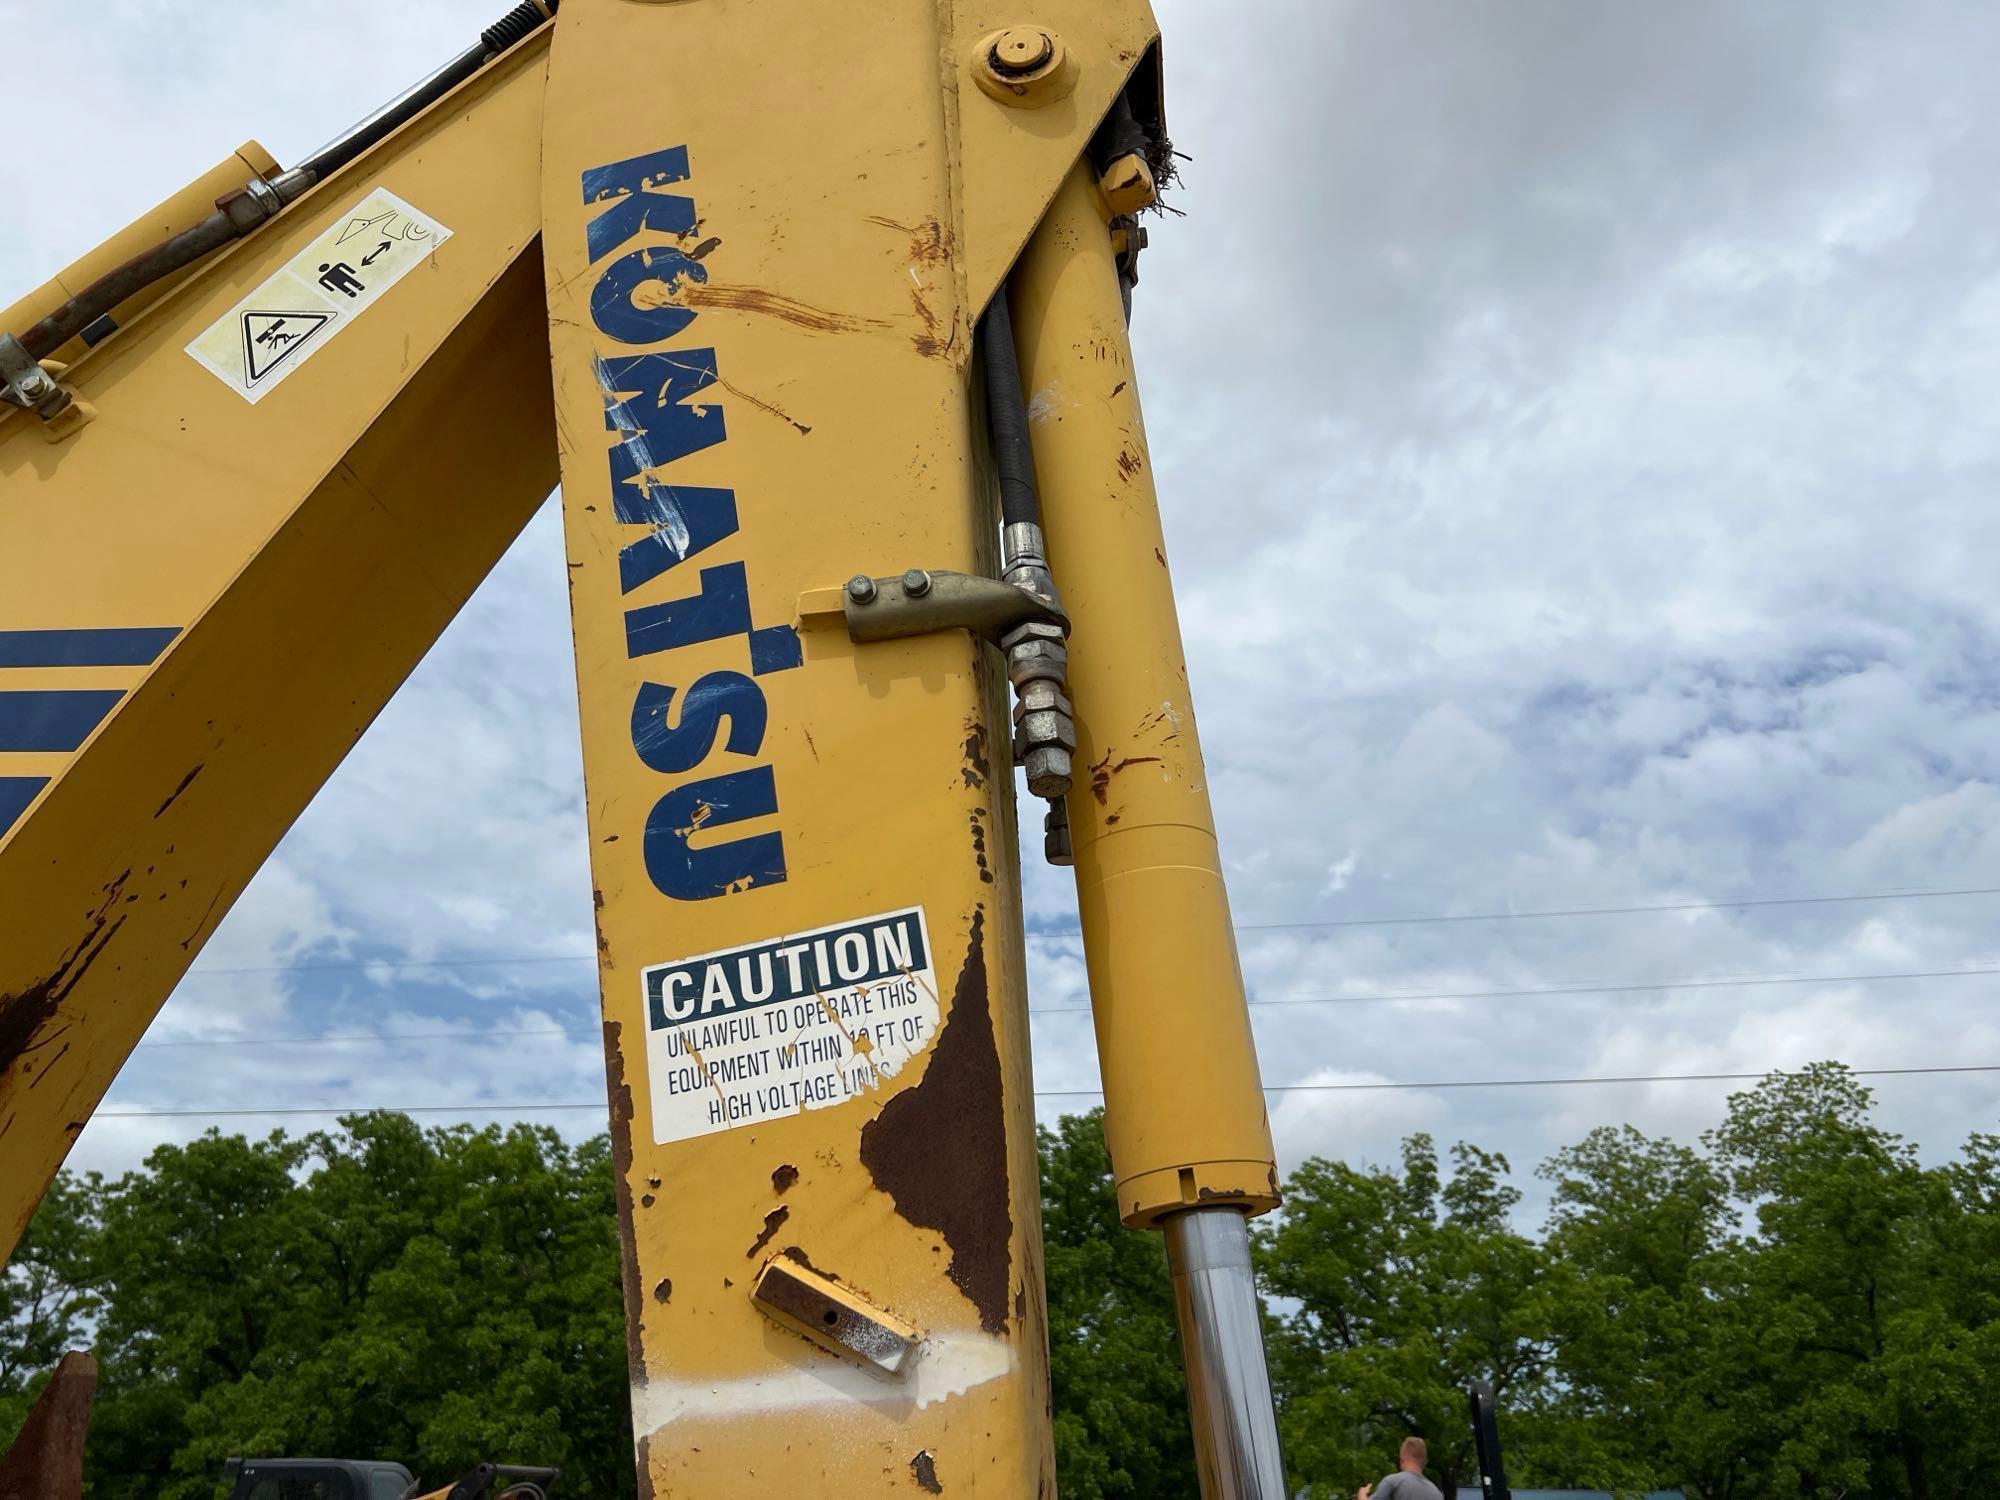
[0,332,69,418]
[812,568,1068,646]
[752,1253,921,1376]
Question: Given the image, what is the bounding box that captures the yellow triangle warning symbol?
[241,310,334,385]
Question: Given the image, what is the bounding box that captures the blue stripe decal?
[0,776,49,836]
[0,690,125,752]
[0,627,180,667]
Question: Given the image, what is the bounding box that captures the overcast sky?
[5,0,1998,1224]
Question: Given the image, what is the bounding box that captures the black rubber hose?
[978,290,1041,529]
[295,42,487,184]
[298,0,557,182]
[21,212,236,359]
[1090,91,1149,178]
[15,0,559,361]
[481,0,555,53]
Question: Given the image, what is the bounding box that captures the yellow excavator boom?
[0,3,1286,1493]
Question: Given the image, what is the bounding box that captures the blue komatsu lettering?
[598,349,738,592]
[644,767,786,900]
[616,484,739,595]
[582,144,695,259]
[592,247,705,347]
[582,143,804,903]
[600,350,726,472]
[625,562,752,658]
[632,673,767,774]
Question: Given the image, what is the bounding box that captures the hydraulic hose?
[978,290,1042,531]
[293,43,489,186]
[10,0,559,364]
[20,214,237,359]
[296,0,558,184]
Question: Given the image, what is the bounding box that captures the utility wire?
[1220,883,2000,933]
[1033,1062,2000,1098]
[1043,963,2000,1012]
[130,962,2000,1052]
[175,882,2000,979]
[89,1062,2000,1119]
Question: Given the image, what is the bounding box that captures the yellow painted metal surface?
[1011,163,1280,1228]
[0,141,280,370]
[0,37,557,1255]
[0,3,1237,1490]
[538,0,1154,1491]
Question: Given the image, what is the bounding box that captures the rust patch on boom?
[859,907,1012,1333]
[1,872,129,1081]
[667,279,891,336]
[1088,751,1162,805]
[601,1020,648,1383]
[746,1205,790,1259]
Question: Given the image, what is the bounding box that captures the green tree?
[1257,1135,1556,1498]
[8,1069,1999,1499]
[1040,1109,1198,1499]
[1532,1125,1727,1494]
[1698,1063,1989,1498]
[0,1170,99,1450]
[76,1113,633,1499]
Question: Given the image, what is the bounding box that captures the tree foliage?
[1039,1111,1198,1498]
[3,1114,632,1498]
[3,1066,1996,1498]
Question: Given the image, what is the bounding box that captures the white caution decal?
[640,907,940,1144]
[185,188,452,403]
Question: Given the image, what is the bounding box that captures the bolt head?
[989,28,1054,76]
[846,574,878,604]
[901,568,933,597]
[1024,746,1073,799]
[19,369,53,399]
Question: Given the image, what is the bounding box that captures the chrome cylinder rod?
[1163,1206,1289,1500]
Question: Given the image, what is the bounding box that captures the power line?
[89,1062,2000,1119]
[1219,884,2000,933]
[1035,1063,2000,1097]
[175,882,2000,979]
[130,962,2000,1052]
[1039,963,2000,1012]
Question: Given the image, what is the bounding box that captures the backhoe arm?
[3,3,1291,1493]
[0,19,558,1249]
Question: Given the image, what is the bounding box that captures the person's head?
[1398,1437,1427,1473]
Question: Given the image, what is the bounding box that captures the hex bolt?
[988,28,1053,76]
[1025,745,1073,799]
[901,568,933,598]
[846,574,878,604]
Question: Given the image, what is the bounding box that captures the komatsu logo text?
[581,146,803,902]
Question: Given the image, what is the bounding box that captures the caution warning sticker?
[185,188,452,403]
[641,907,940,1145]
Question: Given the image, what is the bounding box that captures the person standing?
[1356,1436,1443,1500]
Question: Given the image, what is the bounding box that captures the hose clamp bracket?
[0,333,69,418]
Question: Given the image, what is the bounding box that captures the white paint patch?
[629,1332,1014,1443]
[186,187,451,403]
